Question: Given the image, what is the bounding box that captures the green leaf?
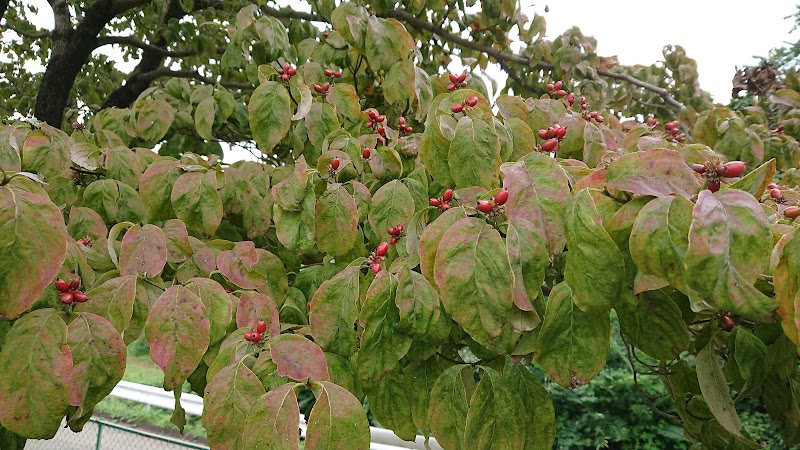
[310,266,360,357]
[775,226,800,350]
[326,84,361,121]
[535,282,610,388]
[406,358,443,438]
[564,189,625,311]
[241,383,301,450]
[419,207,462,285]
[66,312,126,426]
[357,272,412,381]
[501,152,571,256]
[448,117,502,189]
[365,16,414,72]
[428,364,470,450]
[506,118,536,160]
[419,112,454,186]
[395,267,441,336]
[71,142,103,171]
[368,179,415,238]
[464,366,526,450]
[119,224,167,277]
[0,309,71,439]
[104,146,142,189]
[82,179,146,225]
[170,390,187,434]
[195,96,216,140]
[696,344,744,438]
[139,160,181,221]
[249,81,292,152]
[383,60,416,105]
[184,277,233,345]
[269,334,330,382]
[0,185,67,319]
[502,361,556,450]
[76,275,138,333]
[145,285,210,391]
[434,217,514,350]
[136,99,175,142]
[171,171,223,237]
[615,289,690,360]
[306,381,370,450]
[217,245,288,305]
[684,190,775,319]
[506,218,548,315]
[733,328,767,398]
[315,184,358,256]
[274,192,316,253]
[606,148,701,197]
[726,158,776,198]
[368,368,417,441]
[203,359,266,450]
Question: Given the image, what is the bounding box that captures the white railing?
[109,381,444,450]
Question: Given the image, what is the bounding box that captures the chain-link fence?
[25,418,209,450]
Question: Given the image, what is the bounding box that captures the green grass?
[94,338,207,440]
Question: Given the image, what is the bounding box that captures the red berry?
[74,291,88,303]
[720,315,735,331]
[371,262,382,274]
[396,223,403,232]
[545,83,555,91]
[440,202,451,211]
[767,183,779,190]
[784,206,800,219]
[256,320,267,334]
[707,179,721,193]
[430,198,442,207]
[287,68,297,76]
[377,136,385,144]
[457,73,467,83]
[405,126,413,133]
[554,80,563,90]
[362,148,371,159]
[324,69,333,77]
[541,139,559,152]
[313,84,324,93]
[555,127,567,139]
[567,93,575,105]
[376,115,385,123]
[459,82,467,88]
[387,227,396,235]
[477,201,494,213]
[449,73,459,83]
[307,301,312,310]
[555,89,567,97]
[580,96,587,104]
[377,126,385,135]
[451,104,463,113]
[330,157,340,170]
[537,130,548,139]
[665,122,675,131]
[334,70,342,78]
[595,115,604,123]
[545,128,556,139]
[368,111,377,120]
[447,83,456,91]
[60,292,74,304]
[494,189,509,206]
[443,189,454,202]
[466,96,479,107]
[390,237,398,245]
[55,279,69,293]
[69,279,80,291]
[398,117,406,125]
[366,120,373,128]
[377,242,389,257]
[723,161,746,178]
[322,82,330,92]
[771,188,782,199]
[692,164,706,174]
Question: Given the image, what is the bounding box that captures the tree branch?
[260,5,325,22]
[93,35,225,58]
[0,22,50,39]
[597,69,684,110]
[136,67,253,90]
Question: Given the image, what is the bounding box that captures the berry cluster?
[691,160,746,192]
[244,320,268,343]
[72,122,85,131]
[771,124,785,134]
[645,117,658,128]
[476,189,509,217]
[451,96,479,113]
[278,63,297,82]
[767,183,785,203]
[447,72,468,91]
[55,278,88,304]
[664,120,686,142]
[429,188,454,211]
[323,68,342,78]
[537,124,567,153]
[367,242,390,274]
[545,80,567,98]
[366,110,387,144]
[397,116,413,134]
[386,223,404,245]
[577,96,604,123]
[77,235,93,246]
[313,82,331,93]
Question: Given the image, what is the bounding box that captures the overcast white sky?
[7,0,799,162]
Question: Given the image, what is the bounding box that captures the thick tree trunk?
[101,39,169,109]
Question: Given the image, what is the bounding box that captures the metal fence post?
[95,421,103,450]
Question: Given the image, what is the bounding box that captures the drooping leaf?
[448,116,502,189]
[145,285,210,391]
[310,266,360,357]
[241,383,301,450]
[139,159,182,221]
[464,366,526,450]
[364,16,414,72]
[615,289,690,360]
[368,179,415,238]
[502,360,556,450]
[269,334,330,382]
[368,368,417,441]
[774,226,800,350]
[136,99,175,142]
[250,81,292,151]
[119,224,167,277]
[428,364,470,450]
[506,218,548,314]
[305,381,370,450]
[184,277,234,345]
[418,207,462,285]
[171,171,223,237]
[76,275,138,333]
[203,359,266,450]
[605,148,701,198]
[395,267,441,336]
[315,184,358,256]
[696,344,744,438]
[195,96,216,141]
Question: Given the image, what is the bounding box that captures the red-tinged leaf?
[217,241,262,289]
[145,285,210,391]
[535,282,610,388]
[395,267,441,336]
[684,190,775,319]
[104,146,142,189]
[0,309,72,438]
[357,272,412,381]
[448,116,502,189]
[506,218,548,314]
[306,381,371,450]
[66,206,108,243]
[305,103,340,150]
[774,227,800,351]
[368,179,415,238]
[0,185,68,319]
[606,148,701,198]
[564,189,625,312]
[171,170,223,237]
[241,383,301,450]
[82,179,146,225]
[269,334,330,382]
[418,207,463,286]
[315,184,359,256]
[66,312,126,428]
[203,360,266,450]
[76,275,138,332]
[139,159,182,221]
[236,291,280,338]
[125,278,161,345]
[163,219,192,264]
[185,277,234,345]
[175,236,216,283]
[310,266,360,357]
[364,15,414,72]
[119,224,167,277]
[434,217,514,350]
[501,152,571,256]
[428,364,470,450]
